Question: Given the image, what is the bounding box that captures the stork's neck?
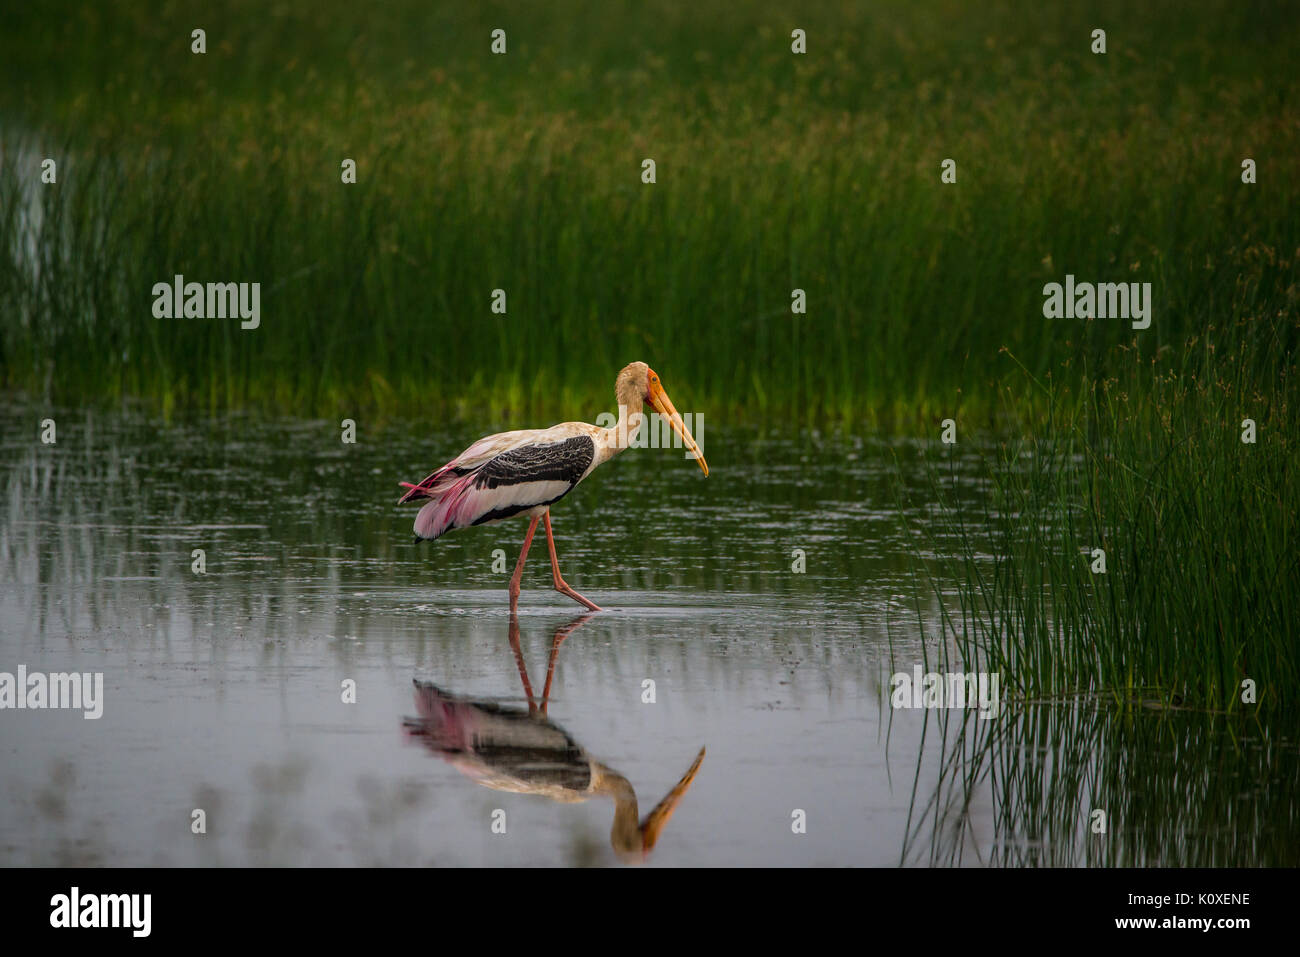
[603,381,646,454]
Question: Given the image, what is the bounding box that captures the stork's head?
[615,361,709,476]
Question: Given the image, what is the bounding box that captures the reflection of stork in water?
[403,614,705,860]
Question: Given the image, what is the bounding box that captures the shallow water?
[1,408,1295,866]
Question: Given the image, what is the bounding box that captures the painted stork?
[398,362,708,611]
[402,613,706,859]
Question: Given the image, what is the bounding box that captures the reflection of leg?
[544,510,601,611]
[540,613,595,715]
[509,515,541,611]
[506,613,538,714]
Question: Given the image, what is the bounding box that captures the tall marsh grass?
[1,1,1297,425]
[903,700,1300,865]
[905,313,1296,708]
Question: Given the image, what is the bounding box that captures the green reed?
[2,0,1297,427]
[902,698,1300,866]
[904,306,1297,707]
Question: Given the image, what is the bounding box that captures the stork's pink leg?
[544,510,601,611]
[509,515,541,611]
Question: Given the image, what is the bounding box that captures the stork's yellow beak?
[647,375,709,476]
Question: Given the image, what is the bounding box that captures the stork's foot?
[542,509,601,611]
[554,575,601,611]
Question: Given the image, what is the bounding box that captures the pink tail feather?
[412,472,480,541]
[398,465,461,504]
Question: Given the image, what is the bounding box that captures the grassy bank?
[1,1,1298,425]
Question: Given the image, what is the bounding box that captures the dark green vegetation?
[1,2,1296,706]
[1,1,1295,421]
[902,337,1296,708]
[904,702,1300,865]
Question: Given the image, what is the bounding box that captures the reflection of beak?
[647,379,709,476]
[640,746,706,853]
